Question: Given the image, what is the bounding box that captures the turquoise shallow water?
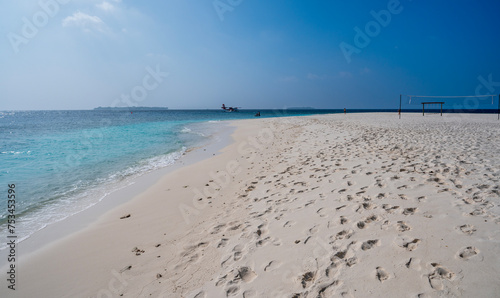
[0,109,346,249]
[0,110,213,249]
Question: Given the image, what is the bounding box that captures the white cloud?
[97,2,115,11]
[62,12,105,32]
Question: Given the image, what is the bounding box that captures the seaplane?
[221,104,239,112]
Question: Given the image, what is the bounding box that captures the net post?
[498,94,499,120]
[440,102,443,116]
[399,94,401,119]
[422,103,425,116]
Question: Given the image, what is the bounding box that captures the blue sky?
[1,0,499,110]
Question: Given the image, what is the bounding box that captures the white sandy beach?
[3,113,500,297]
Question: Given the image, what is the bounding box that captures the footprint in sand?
[395,235,420,251]
[356,215,378,229]
[458,224,476,235]
[211,223,227,234]
[457,246,479,260]
[397,221,411,232]
[428,263,455,290]
[422,212,433,218]
[300,271,316,288]
[381,220,391,230]
[361,239,380,251]
[256,236,271,247]
[238,267,258,283]
[417,196,427,202]
[469,208,485,216]
[305,200,316,207]
[336,205,347,211]
[336,229,354,240]
[364,215,378,223]
[361,202,376,211]
[376,267,389,282]
[256,223,268,237]
[218,238,229,248]
[227,223,242,231]
[403,207,417,215]
[405,257,422,271]
[233,244,244,261]
[403,239,421,251]
[398,194,408,200]
[382,204,400,214]
[264,260,282,272]
[317,208,328,217]
[226,286,240,296]
[309,225,319,234]
[340,216,349,225]
[346,257,358,267]
[325,261,341,278]
[318,281,341,297]
[175,242,210,269]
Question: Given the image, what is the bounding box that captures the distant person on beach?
[344,108,346,114]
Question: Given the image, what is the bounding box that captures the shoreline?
[0,120,235,267]
[3,113,500,297]
[0,115,271,296]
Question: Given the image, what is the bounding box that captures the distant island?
[94,107,168,111]
[285,107,315,110]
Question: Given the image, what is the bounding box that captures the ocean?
[0,108,346,250]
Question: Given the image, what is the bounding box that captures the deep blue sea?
[0,108,347,249]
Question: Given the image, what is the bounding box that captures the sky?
[1,0,500,110]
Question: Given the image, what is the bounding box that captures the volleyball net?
[398,94,500,119]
